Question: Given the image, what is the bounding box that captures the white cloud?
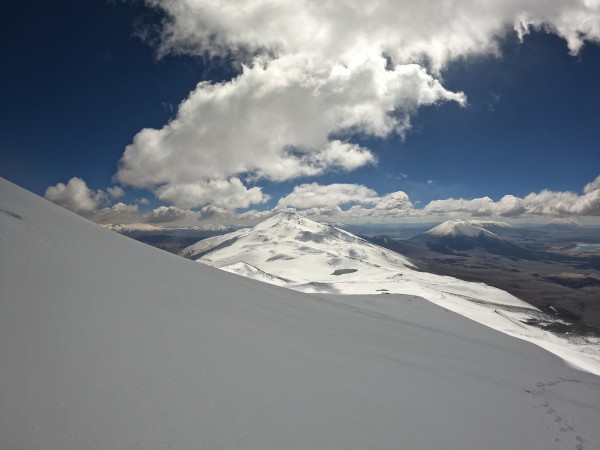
[275,175,600,223]
[495,195,527,217]
[425,197,495,217]
[522,188,600,216]
[117,54,459,205]
[44,178,203,225]
[374,192,414,211]
[155,178,269,209]
[313,141,377,172]
[93,203,142,225]
[46,173,600,228]
[197,205,235,221]
[147,1,600,71]
[277,183,379,209]
[584,174,600,194]
[282,186,416,220]
[236,209,275,222]
[422,175,600,218]
[116,1,599,209]
[45,178,130,218]
[107,186,125,199]
[145,206,194,223]
[45,178,107,216]
[302,206,345,218]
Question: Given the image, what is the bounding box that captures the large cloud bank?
[115,0,600,209]
[286,176,600,221]
[46,175,600,225]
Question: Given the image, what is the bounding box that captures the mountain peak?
[425,220,501,239]
[255,209,322,232]
[547,217,583,227]
[270,208,307,222]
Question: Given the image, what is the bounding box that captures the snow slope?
[2,178,600,450]
[184,211,600,375]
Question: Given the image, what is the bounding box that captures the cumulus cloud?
[425,197,495,217]
[93,203,142,225]
[145,206,194,223]
[147,0,600,70]
[106,186,125,199]
[236,209,275,222]
[422,174,600,218]
[114,0,600,209]
[495,195,527,217]
[302,206,345,218]
[197,204,235,221]
[374,192,414,211]
[522,188,600,216]
[44,177,122,216]
[277,183,379,209]
[117,55,457,202]
[274,174,600,223]
[114,1,600,209]
[44,177,204,225]
[275,183,416,220]
[155,178,269,209]
[584,174,600,194]
[47,173,600,227]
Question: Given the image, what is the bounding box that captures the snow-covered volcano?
[2,178,600,449]
[426,219,503,238]
[183,211,600,374]
[183,209,415,289]
[418,219,537,259]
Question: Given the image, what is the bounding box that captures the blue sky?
[1,1,599,225]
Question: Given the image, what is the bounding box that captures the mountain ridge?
[182,210,600,374]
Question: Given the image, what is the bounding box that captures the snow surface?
[426,219,502,238]
[184,211,600,375]
[2,178,600,450]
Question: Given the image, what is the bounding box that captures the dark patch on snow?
[296,231,327,243]
[331,269,358,276]
[1,209,22,219]
[185,236,241,260]
[266,254,296,262]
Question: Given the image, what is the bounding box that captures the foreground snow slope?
[184,211,600,375]
[2,178,600,450]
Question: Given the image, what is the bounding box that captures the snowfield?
[184,211,600,375]
[2,178,600,450]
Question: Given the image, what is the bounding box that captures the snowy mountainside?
[181,226,250,259]
[185,209,413,279]
[183,211,600,374]
[426,219,503,238]
[2,178,600,449]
